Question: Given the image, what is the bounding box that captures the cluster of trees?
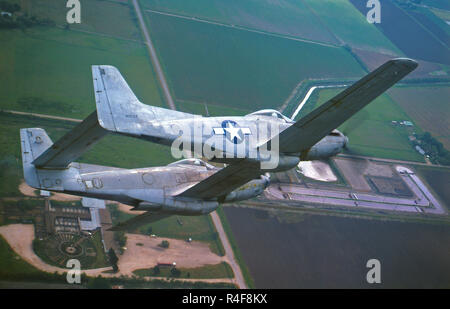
[0,1,55,29]
[108,248,119,273]
[170,267,181,277]
[151,265,181,277]
[414,132,450,165]
[159,240,170,248]
[0,0,20,13]
[87,276,112,289]
[0,14,55,29]
[152,265,160,275]
[108,275,235,289]
[114,231,127,247]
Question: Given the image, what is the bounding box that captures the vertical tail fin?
[20,128,53,187]
[92,65,197,135]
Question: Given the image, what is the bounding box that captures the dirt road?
[210,211,247,288]
[3,109,82,123]
[131,0,176,110]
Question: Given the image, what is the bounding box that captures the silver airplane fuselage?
[25,157,269,216]
[109,110,348,171]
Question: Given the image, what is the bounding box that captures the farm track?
[132,0,176,110]
[55,25,145,44]
[145,9,340,49]
[210,211,247,289]
[2,110,82,123]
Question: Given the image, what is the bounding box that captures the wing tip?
[391,58,418,71]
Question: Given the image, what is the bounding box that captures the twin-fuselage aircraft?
[20,58,417,229]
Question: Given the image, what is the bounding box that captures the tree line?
[0,1,55,29]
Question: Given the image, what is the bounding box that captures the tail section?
[20,128,52,187]
[20,65,194,172]
[92,65,197,135]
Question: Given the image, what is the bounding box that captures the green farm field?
[303,88,425,162]
[415,165,450,211]
[176,99,251,117]
[13,0,141,40]
[141,0,339,45]
[141,0,401,55]
[388,86,450,151]
[0,27,164,119]
[145,10,365,111]
[303,0,401,54]
[431,7,450,26]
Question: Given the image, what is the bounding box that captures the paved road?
[132,0,176,110]
[210,211,247,289]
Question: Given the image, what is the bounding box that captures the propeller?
[262,172,271,188]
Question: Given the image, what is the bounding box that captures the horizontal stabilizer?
[21,128,53,161]
[20,128,53,187]
[32,111,108,168]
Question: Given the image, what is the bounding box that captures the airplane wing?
[108,212,171,231]
[263,58,418,155]
[177,159,261,200]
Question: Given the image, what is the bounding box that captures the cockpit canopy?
[247,109,293,122]
[168,158,215,170]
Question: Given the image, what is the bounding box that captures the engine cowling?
[138,198,218,215]
[222,174,270,203]
[304,131,348,160]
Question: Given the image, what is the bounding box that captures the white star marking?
[224,122,242,142]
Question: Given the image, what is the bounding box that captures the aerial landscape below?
[0,0,449,294]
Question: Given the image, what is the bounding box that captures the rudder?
[20,128,52,187]
[92,65,197,135]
